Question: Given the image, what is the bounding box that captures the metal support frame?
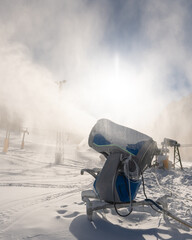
[81,190,168,221]
[173,145,183,170]
[81,190,192,229]
[55,130,65,164]
[54,80,66,164]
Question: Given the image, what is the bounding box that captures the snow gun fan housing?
[88,119,158,203]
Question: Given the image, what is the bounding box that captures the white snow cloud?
[0,0,192,141]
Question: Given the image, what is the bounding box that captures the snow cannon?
[81,119,192,228]
[87,119,158,204]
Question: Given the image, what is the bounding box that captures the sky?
[0,0,192,139]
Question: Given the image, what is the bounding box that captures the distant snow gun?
[81,119,192,230]
[154,138,183,170]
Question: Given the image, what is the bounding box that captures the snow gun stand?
[81,168,169,222]
[81,119,192,229]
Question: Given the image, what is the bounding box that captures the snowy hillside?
[0,132,192,240]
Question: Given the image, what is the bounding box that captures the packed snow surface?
[0,132,192,240]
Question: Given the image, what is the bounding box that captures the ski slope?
[0,132,192,240]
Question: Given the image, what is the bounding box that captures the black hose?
[141,172,162,213]
[112,160,133,217]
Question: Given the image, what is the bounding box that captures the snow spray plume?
[1,0,192,146]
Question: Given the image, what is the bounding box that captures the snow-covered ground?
[0,132,192,240]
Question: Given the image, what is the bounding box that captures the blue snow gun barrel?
[89,119,157,203]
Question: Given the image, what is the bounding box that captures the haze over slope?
[1,1,192,141]
[153,94,192,161]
